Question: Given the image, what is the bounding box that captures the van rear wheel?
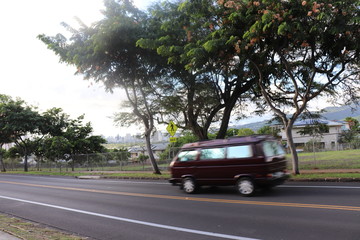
[182,177,197,194]
[237,177,255,196]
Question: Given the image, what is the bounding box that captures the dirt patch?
[0,213,90,240]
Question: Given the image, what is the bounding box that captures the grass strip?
[2,171,171,179]
[0,213,88,240]
[291,172,360,180]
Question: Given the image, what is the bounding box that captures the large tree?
[219,0,360,174]
[0,94,17,172]
[138,0,258,139]
[37,109,107,170]
[39,0,162,174]
[0,95,47,171]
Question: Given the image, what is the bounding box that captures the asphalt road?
[0,174,359,240]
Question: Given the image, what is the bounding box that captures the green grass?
[291,172,360,179]
[288,149,360,170]
[294,149,360,162]
[100,172,171,179]
[2,170,171,179]
[0,213,87,240]
[2,149,360,180]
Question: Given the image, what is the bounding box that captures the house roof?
[272,118,346,128]
[292,119,345,127]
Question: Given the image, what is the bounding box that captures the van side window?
[200,148,225,160]
[227,145,253,158]
[263,141,285,157]
[177,150,198,162]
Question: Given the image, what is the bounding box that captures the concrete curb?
[76,175,101,179]
[0,231,21,240]
[74,175,360,182]
[289,177,360,182]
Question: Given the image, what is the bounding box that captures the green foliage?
[217,0,360,174]
[226,128,239,137]
[111,148,130,162]
[237,128,255,136]
[297,123,329,137]
[38,0,360,174]
[159,132,198,162]
[338,130,359,144]
[257,125,280,137]
[349,138,360,149]
[43,136,72,161]
[344,117,360,131]
[304,139,323,152]
[0,94,48,171]
[138,154,149,163]
[137,0,258,140]
[0,95,106,171]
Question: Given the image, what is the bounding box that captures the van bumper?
[169,178,181,185]
[256,172,290,186]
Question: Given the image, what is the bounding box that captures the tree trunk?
[72,156,75,172]
[0,154,6,172]
[216,79,255,139]
[145,132,161,174]
[285,125,300,175]
[191,124,208,140]
[216,105,233,139]
[24,154,28,172]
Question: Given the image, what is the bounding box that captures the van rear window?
[177,150,198,162]
[263,141,285,157]
[227,145,253,158]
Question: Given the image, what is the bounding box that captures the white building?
[128,142,169,161]
[279,119,350,151]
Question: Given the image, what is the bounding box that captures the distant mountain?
[321,105,360,121]
[233,105,360,131]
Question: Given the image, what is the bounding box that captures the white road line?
[0,195,259,240]
[280,185,360,189]
[94,180,168,185]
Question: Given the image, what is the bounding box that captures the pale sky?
[0,0,154,137]
[0,0,331,137]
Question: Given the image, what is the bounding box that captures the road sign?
[166,121,178,137]
[169,137,177,143]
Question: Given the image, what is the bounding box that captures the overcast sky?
[0,0,154,137]
[0,0,331,137]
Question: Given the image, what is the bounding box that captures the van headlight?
[169,160,175,167]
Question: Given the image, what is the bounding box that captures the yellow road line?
[1,180,360,212]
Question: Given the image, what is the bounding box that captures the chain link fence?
[2,146,360,172]
[2,150,179,172]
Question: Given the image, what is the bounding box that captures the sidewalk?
[0,231,20,240]
[288,168,360,182]
[299,169,360,174]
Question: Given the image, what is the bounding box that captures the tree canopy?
[215,0,360,173]
[0,95,106,172]
[38,0,360,175]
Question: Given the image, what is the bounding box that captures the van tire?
[237,177,255,196]
[182,177,197,194]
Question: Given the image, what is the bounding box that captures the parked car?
[169,135,289,196]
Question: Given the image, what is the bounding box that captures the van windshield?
[263,141,285,157]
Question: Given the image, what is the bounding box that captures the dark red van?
[169,135,289,196]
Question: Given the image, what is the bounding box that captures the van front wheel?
[182,177,197,194]
[237,177,255,196]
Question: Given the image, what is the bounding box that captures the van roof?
[181,135,276,149]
